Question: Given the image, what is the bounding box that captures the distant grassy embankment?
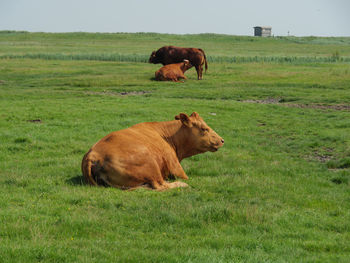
[1,31,350,63]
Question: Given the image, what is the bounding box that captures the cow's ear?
[178,113,192,127]
[190,112,200,119]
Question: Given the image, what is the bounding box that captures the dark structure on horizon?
[254,26,272,37]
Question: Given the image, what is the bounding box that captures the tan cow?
[155,60,192,82]
[81,112,224,191]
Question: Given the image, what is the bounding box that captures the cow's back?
[162,46,187,64]
[162,46,203,65]
[91,124,163,155]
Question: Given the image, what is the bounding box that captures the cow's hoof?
[172,181,189,188]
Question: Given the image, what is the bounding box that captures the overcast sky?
[1,0,349,36]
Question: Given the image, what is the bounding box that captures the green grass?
[0,32,350,262]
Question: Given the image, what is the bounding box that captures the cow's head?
[175,112,224,153]
[182,59,192,71]
[149,51,161,64]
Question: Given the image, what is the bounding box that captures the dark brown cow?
[155,60,192,82]
[149,46,208,80]
[81,112,224,191]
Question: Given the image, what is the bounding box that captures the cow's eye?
[201,127,208,132]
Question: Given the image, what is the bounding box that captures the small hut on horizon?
[254,26,272,37]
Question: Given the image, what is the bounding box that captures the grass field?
[1,31,350,262]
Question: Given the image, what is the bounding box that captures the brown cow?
[81,112,224,191]
[155,60,192,82]
[149,46,208,80]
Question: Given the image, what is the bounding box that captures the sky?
[1,0,349,37]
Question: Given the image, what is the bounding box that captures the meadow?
[0,31,350,262]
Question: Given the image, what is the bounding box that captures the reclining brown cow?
[149,46,208,80]
[81,112,224,191]
[155,60,192,82]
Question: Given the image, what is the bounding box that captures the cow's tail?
[199,48,208,73]
[81,150,98,186]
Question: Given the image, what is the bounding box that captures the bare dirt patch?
[305,147,334,164]
[242,98,284,104]
[293,104,350,111]
[119,91,150,96]
[27,119,42,123]
[241,98,350,111]
[308,153,333,163]
[85,90,151,96]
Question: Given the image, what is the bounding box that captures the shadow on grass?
[66,174,110,187]
[66,175,86,186]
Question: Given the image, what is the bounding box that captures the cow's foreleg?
[166,181,189,189]
[176,75,186,83]
[151,181,189,191]
[169,162,189,180]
